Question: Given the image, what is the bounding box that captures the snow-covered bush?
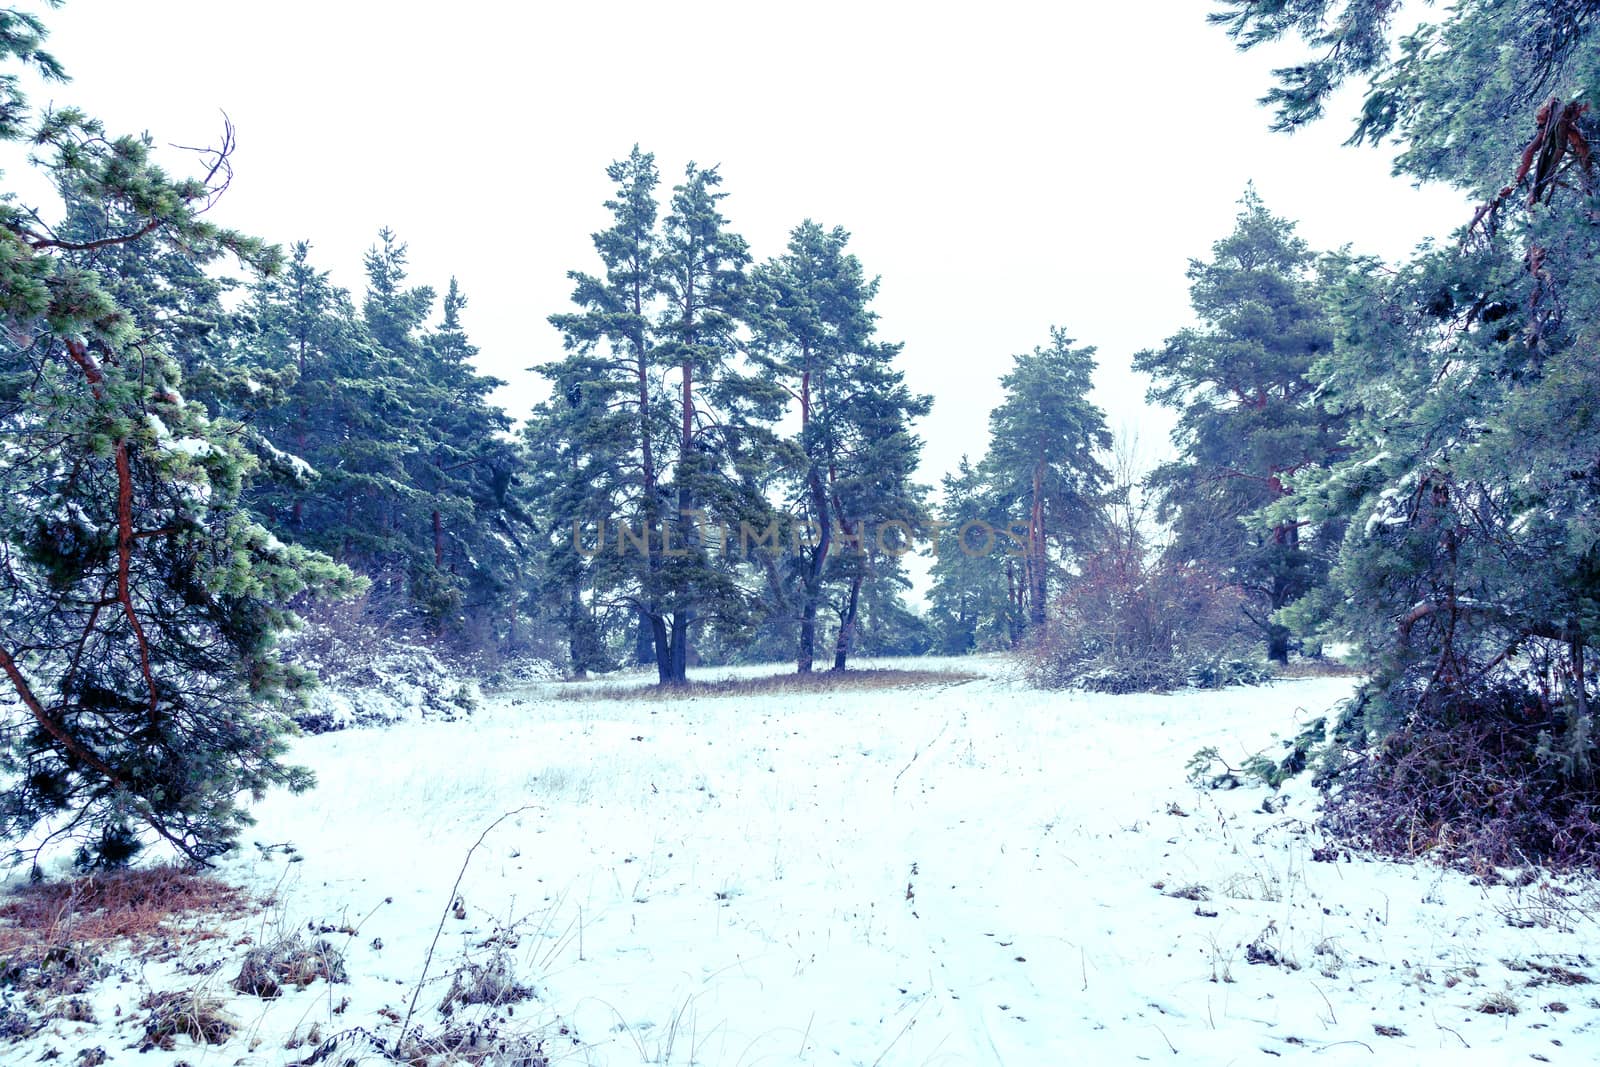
[279,597,486,732]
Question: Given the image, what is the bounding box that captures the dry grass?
[141,987,237,1048]
[1273,658,1366,679]
[558,667,982,702]
[233,934,348,998]
[0,865,250,964]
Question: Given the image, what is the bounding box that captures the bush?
[1029,647,1271,694]
[1320,684,1600,869]
[1025,491,1259,692]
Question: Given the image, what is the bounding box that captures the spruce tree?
[234,237,525,644]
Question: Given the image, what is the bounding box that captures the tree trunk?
[630,265,673,684]
[798,474,833,674]
[832,571,863,671]
[650,613,673,685]
[1028,461,1047,631]
[1267,625,1291,664]
[798,596,819,674]
[668,614,689,684]
[567,582,588,678]
[795,361,831,675]
[635,611,655,666]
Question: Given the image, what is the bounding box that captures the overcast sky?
[36,0,1467,488]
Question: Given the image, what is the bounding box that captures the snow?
[166,437,215,459]
[259,438,317,481]
[8,657,1600,1065]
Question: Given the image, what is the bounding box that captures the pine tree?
[1212,0,1600,155]
[1134,191,1343,662]
[753,220,930,672]
[0,12,353,865]
[981,329,1110,636]
[544,147,675,679]
[653,163,760,681]
[1218,0,1600,855]
[544,151,782,684]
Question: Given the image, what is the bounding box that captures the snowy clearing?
[10,657,1600,1065]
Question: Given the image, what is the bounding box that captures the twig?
[396,805,537,1042]
[893,718,951,794]
[1309,979,1338,1026]
[870,991,930,1066]
[1434,1016,1470,1048]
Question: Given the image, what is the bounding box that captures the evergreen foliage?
[752,221,930,672]
[1219,0,1600,861]
[981,329,1110,635]
[537,149,792,684]
[1135,191,1344,662]
[927,457,1022,653]
[0,6,354,865]
[231,237,527,644]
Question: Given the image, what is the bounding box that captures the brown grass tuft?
[559,667,981,702]
[141,987,237,1047]
[1272,658,1366,679]
[0,865,250,961]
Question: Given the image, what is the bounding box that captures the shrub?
[1025,488,1258,692]
[1320,683,1600,869]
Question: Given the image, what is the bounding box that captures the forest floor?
[5,656,1599,1065]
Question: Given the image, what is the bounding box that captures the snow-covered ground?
[13,656,1600,1065]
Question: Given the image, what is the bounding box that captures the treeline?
[1124,0,1600,866]
[8,0,1600,868]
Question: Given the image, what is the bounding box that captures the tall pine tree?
[1134,191,1343,662]
[753,221,929,672]
[982,329,1110,636]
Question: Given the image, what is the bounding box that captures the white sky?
[36,0,1467,489]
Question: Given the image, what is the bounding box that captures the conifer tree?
[1134,192,1343,662]
[753,221,930,672]
[545,150,782,684]
[234,237,525,643]
[543,147,674,678]
[927,457,1022,652]
[1218,0,1600,830]
[0,9,353,865]
[981,329,1110,635]
[653,164,761,681]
